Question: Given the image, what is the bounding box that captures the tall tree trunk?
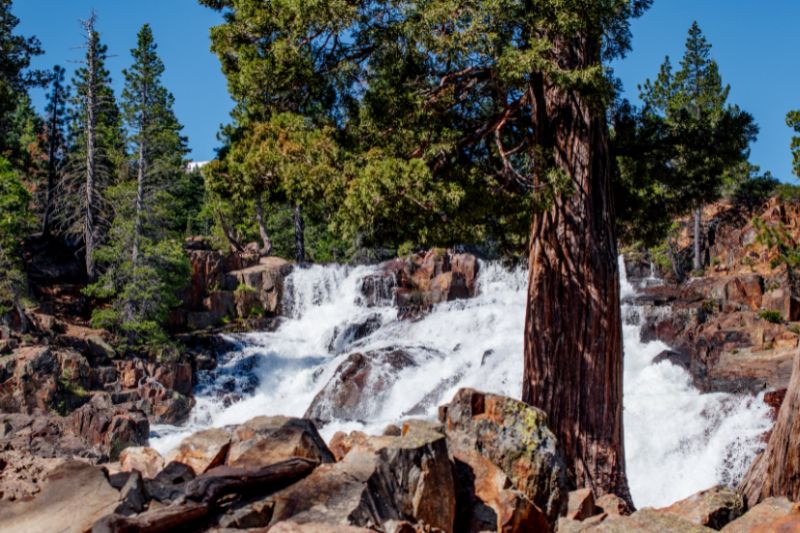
[253,196,272,256]
[740,353,800,504]
[523,43,630,503]
[132,103,147,266]
[294,205,305,263]
[84,28,98,281]
[693,208,702,272]
[42,87,60,238]
[217,210,244,253]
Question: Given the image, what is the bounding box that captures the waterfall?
[151,259,771,508]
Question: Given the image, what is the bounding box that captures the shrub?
[759,310,783,324]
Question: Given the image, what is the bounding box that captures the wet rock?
[226,416,334,469]
[305,348,417,423]
[442,388,568,526]
[327,313,383,353]
[266,423,456,532]
[0,461,120,533]
[118,446,165,479]
[654,486,745,529]
[167,427,231,474]
[720,497,799,532]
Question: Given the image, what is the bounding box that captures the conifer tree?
[788,110,800,178]
[640,22,756,272]
[61,13,125,280]
[85,24,190,354]
[0,156,32,329]
[42,65,69,236]
[0,0,44,164]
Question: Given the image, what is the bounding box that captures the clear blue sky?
[12,1,800,180]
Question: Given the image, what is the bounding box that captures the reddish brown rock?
[720,497,799,532]
[167,427,231,474]
[442,388,568,526]
[0,461,120,533]
[226,416,334,470]
[267,423,456,532]
[654,486,745,530]
[595,493,632,517]
[305,348,416,423]
[567,488,598,521]
[119,447,165,479]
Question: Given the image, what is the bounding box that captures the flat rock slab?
[0,461,120,533]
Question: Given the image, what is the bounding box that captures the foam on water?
[151,258,771,508]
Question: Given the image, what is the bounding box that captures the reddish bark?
[523,36,630,503]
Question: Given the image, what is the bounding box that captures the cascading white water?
[151,259,771,509]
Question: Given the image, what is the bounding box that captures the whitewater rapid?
[151,259,771,508]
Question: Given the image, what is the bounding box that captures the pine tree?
[42,65,69,236]
[61,13,125,280]
[788,110,800,178]
[641,22,756,273]
[85,24,190,354]
[121,24,188,264]
[0,0,44,164]
[0,156,32,329]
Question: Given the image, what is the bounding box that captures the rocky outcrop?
[653,486,745,529]
[360,249,480,318]
[720,497,800,532]
[739,353,800,505]
[305,347,418,423]
[179,238,293,330]
[226,415,334,469]
[442,388,568,529]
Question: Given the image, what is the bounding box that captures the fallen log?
[91,502,209,533]
[183,457,319,505]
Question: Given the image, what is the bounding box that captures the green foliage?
[616,22,757,248]
[0,157,31,321]
[200,0,653,258]
[0,0,44,164]
[753,215,800,269]
[86,27,193,354]
[788,110,800,178]
[759,310,783,324]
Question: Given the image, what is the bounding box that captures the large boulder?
[119,446,165,479]
[69,394,149,460]
[167,427,231,474]
[720,497,800,532]
[305,348,417,423]
[441,388,568,527]
[226,416,334,469]
[559,508,715,532]
[266,422,456,532]
[0,461,121,533]
[359,249,480,317]
[654,486,745,530]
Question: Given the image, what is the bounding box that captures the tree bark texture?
[42,84,61,238]
[523,37,630,503]
[739,353,800,505]
[693,208,703,272]
[294,204,305,263]
[254,196,272,256]
[84,27,98,281]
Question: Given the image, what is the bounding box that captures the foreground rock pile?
[3,388,798,532]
